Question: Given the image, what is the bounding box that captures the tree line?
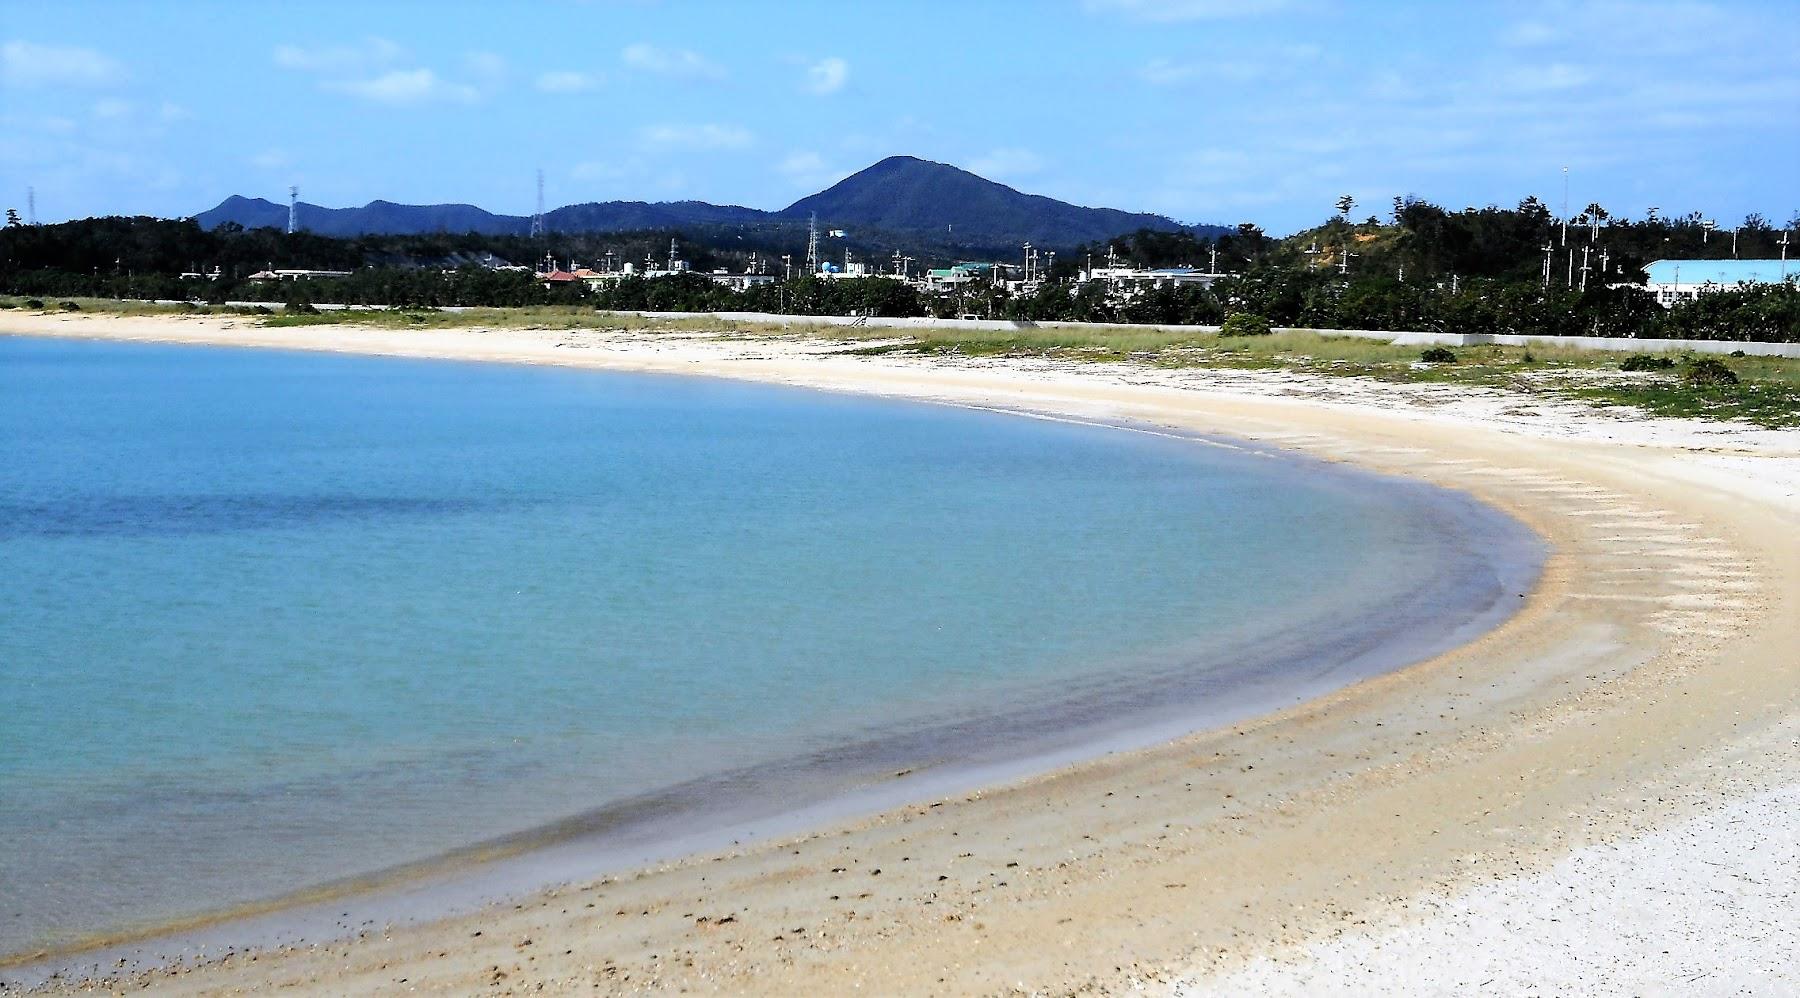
[3,199,1795,341]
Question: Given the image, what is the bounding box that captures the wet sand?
[5,311,1797,995]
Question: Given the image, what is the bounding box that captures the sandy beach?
[5,311,1796,995]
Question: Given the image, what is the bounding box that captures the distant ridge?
[194,157,1227,247]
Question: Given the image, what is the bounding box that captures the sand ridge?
[3,312,1796,995]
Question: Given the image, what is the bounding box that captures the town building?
[246,268,354,281]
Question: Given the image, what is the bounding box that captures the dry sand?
[4,311,1797,996]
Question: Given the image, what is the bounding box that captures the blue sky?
[3,0,1795,234]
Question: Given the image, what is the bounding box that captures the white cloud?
[1502,20,1561,47]
[802,56,848,95]
[249,148,290,170]
[621,43,722,79]
[273,37,401,74]
[463,51,507,81]
[1140,58,1202,86]
[537,70,602,93]
[2,40,123,88]
[1083,0,1293,21]
[776,150,848,190]
[640,122,753,149]
[158,101,192,122]
[969,147,1045,181]
[326,69,479,105]
[92,98,133,119]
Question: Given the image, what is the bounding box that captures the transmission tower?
[805,212,819,274]
[287,186,299,234]
[530,169,545,238]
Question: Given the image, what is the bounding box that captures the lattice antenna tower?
[26,186,36,225]
[530,169,545,239]
[287,186,299,234]
[805,212,819,274]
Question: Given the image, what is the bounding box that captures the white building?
[1643,259,1795,307]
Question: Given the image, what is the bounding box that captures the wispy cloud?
[276,39,492,105]
[273,37,401,74]
[1083,0,1294,22]
[640,122,753,149]
[249,148,290,170]
[621,43,723,79]
[802,56,848,95]
[776,150,847,190]
[326,69,480,105]
[537,70,602,93]
[969,147,1045,181]
[2,40,123,88]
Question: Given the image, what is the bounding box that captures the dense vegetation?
[4,195,1796,341]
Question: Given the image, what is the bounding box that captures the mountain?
[193,157,1226,247]
[195,195,524,237]
[779,156,1216,246]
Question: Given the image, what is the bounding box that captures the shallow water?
[0,334,1537,958]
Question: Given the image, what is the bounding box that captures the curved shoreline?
[3,313,1795,994]
[0,346,1540,981]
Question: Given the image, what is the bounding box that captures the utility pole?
[1780,232,1791,279]
[1560,166,1569,247]
[1580,245,1592,292]
[1208,244,1218,274]
[1304,241,1322,268]
[287,186,298,234]
[1337,249,1359,276]
[1451,273,1460,294]
[1567,248,1574,288]
[1397,263,1406,283]
[1541,242,1554,289]
[530,169,545,239]
[782,254,792,281]
[1732,227,1739,259]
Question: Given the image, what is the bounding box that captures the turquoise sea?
[0,334,1538,961]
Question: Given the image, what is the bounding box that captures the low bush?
[1419,346,1457,363]
[1620,353,1676,372]
[283,301,320,315]
[58,300,81,311]
[1219,312,1272,338]
[1682,357,1740,387]
[24,298,44,309]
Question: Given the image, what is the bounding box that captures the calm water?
[0,335,1537,958]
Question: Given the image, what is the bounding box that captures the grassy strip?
[6,297,1797,427]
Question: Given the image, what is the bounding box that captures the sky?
[2,0,1796,235]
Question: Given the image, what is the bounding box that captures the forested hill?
[190,156,1226,249]
[778,156,1229,246]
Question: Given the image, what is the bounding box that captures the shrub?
[283,301,320,315]
[1682,358,1739,387]
[1219,312,1272,337]
[59,300,81,311]
[24,298,44,309]
[1419,346,1457,363]
[1729,349,1747,358]
[1620,353,1676,372]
